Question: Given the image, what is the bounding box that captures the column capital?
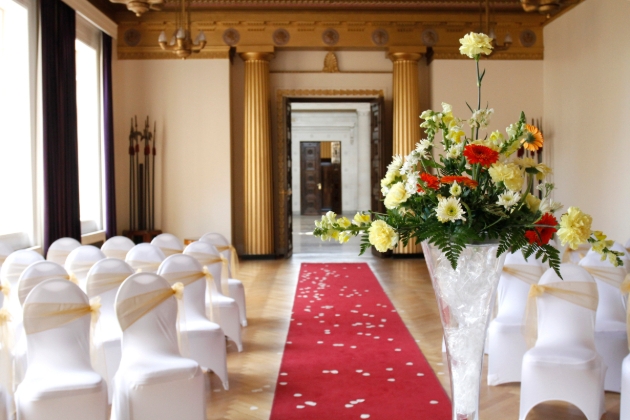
[237,45,275,62]
[387,46,427,63]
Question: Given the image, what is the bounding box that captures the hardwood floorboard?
[206,245,620,419]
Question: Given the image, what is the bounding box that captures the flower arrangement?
[313,32,624,275]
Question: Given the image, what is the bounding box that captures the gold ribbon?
[185,252,229,295]
[23,298,101,335]
[162,269,218,324]
[86,272,130,298]
[582,265,626,290]
[502,264,543,285]
[117,282,184,331]
[562,247,587,263]
[214,244,239,278]
[18,274,76,304]
[3,263,30,285]
[126,260,162,273]
[159,247,183,257]
[103,249,129,260]
[65,261,97,282]
[524,281,598,348]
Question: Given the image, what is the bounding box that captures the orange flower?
[417,172,439,193]
[463,144,499,167]
[440,176,478,189]
[521,124,544,152]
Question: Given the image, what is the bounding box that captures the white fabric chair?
[562,242,591,264]
[151,234,184,257]
[199,233,247,327]
[487,250,543,385]
[183,241,243,352]
[0,250,45,320]
[86,258,134,403]
[46,237,81,266]
[101,236,135,260]
[112,273,205,420]
[158,254,229,389]
[621,352,630,419]
[519,264,605,420]
[580,248,628,392]
[0,242,13,273]
[64,246,106,290]
[14,261,70,389]
[125,244,165,274]
[15,278,107,420]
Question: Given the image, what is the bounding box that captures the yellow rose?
[368,220,399,252]
[459,32,493,58]
[384,182,410,210]
[337,217,351,228]
[353,212,371,226]
[488,162,523,192]
[525,193,541,213]
[557,207,593,250]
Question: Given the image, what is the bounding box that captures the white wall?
[544,0,630,242]
[112,58,232,241]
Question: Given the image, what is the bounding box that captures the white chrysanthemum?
[497,191,521,209]
[405,171,419,196]
[400,159,416,175]
[539,199,563,214]
[435,196,466,223]
[449,181,462,197]
[387,155,403,173]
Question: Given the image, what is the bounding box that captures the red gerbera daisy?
[524,213,558,246]
[463,144,499,167]
[440,175,479,189]
[417,172,439,193]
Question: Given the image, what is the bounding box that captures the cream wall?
[112,58,232,242]
[544,0,630,243]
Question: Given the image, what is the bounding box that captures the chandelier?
[520,0,562,14]
[158,0,206,59]
[482,0,512,54]
[112,0,162,17]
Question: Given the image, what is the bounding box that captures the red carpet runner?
[270,263,451,419]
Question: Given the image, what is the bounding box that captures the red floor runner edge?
[270,262,452,419]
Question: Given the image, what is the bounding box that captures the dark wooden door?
[371,97,387,214]
[321,162,342,214]
[300,142,322,215]
[285,100,293,257]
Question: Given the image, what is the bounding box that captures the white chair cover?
[151,234,184,257]
[125,244,165,274]
[184,241,242,352]
[158,254,229,389]
[101,236,135,260]
[487,250,543,385]
[621,354,630,419]
[64,246,106,291]
[0,242,13,273]
[86,258,134,403]
[47,238,81,266]
[580,249,628,392]
[14,262,70,390]
[15,278,107,420]
[561,242,591,264]
[112,273,205,420]
[199,233,247,327]
[519,264,605,420]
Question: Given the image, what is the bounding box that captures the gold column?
[389,48,425,254]
[240,50,274,255]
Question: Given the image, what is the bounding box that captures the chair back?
[46,237,81,265]
[536,264,598,350]
[579,250,626,328]
[18,261,68,306]
[183,241,224,295]
[101,236,135,260]
[0,242,13,272]
[23,278,95,373]
[115,273,180,357]
[199,233,232,276]
[151,234,183,257]
[65,245,106,289]
[125,244,165,274]
[0,250,44,315]
[498,250,543,320]
[158,255,206,322]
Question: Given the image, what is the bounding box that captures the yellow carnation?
[384,182,410,210]
[368,220,399,252]
[525,193,541,213]
[459,32,493,58]
[557,207,593,250]
[488,162,524,192]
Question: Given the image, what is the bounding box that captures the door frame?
[274,89,387,257]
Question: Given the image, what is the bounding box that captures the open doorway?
[300,141,342,216]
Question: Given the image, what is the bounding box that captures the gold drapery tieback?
[105,249,129,260]
[126,260,162,273]
[18,274,76,304]
[214,245,239,278]
[46,249,72,262]
[524,281,598,348]
[23,297,101,335]
[502,265,543,285]
[159,247,183,257]
[86,272,131,298]
[582,266,626,290]
[186,253,229,295]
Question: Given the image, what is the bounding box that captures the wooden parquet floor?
[206,253,620,420]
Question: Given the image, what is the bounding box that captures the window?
[75,17,103,236]
[0,0,36,249]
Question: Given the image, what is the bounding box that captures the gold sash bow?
[214,245,239,278]
[186,252,229,295]
[159,247,183,257]
[126,260,162,273]
[524,281,598,348]
[162,270,218,323]
[582,266,626,290]
[86,272,131,298]
[502,265,543,285]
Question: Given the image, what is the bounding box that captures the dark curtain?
[41,0,81,253]
[102,33,117,238]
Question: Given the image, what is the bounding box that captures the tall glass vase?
[421,241,506,420]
